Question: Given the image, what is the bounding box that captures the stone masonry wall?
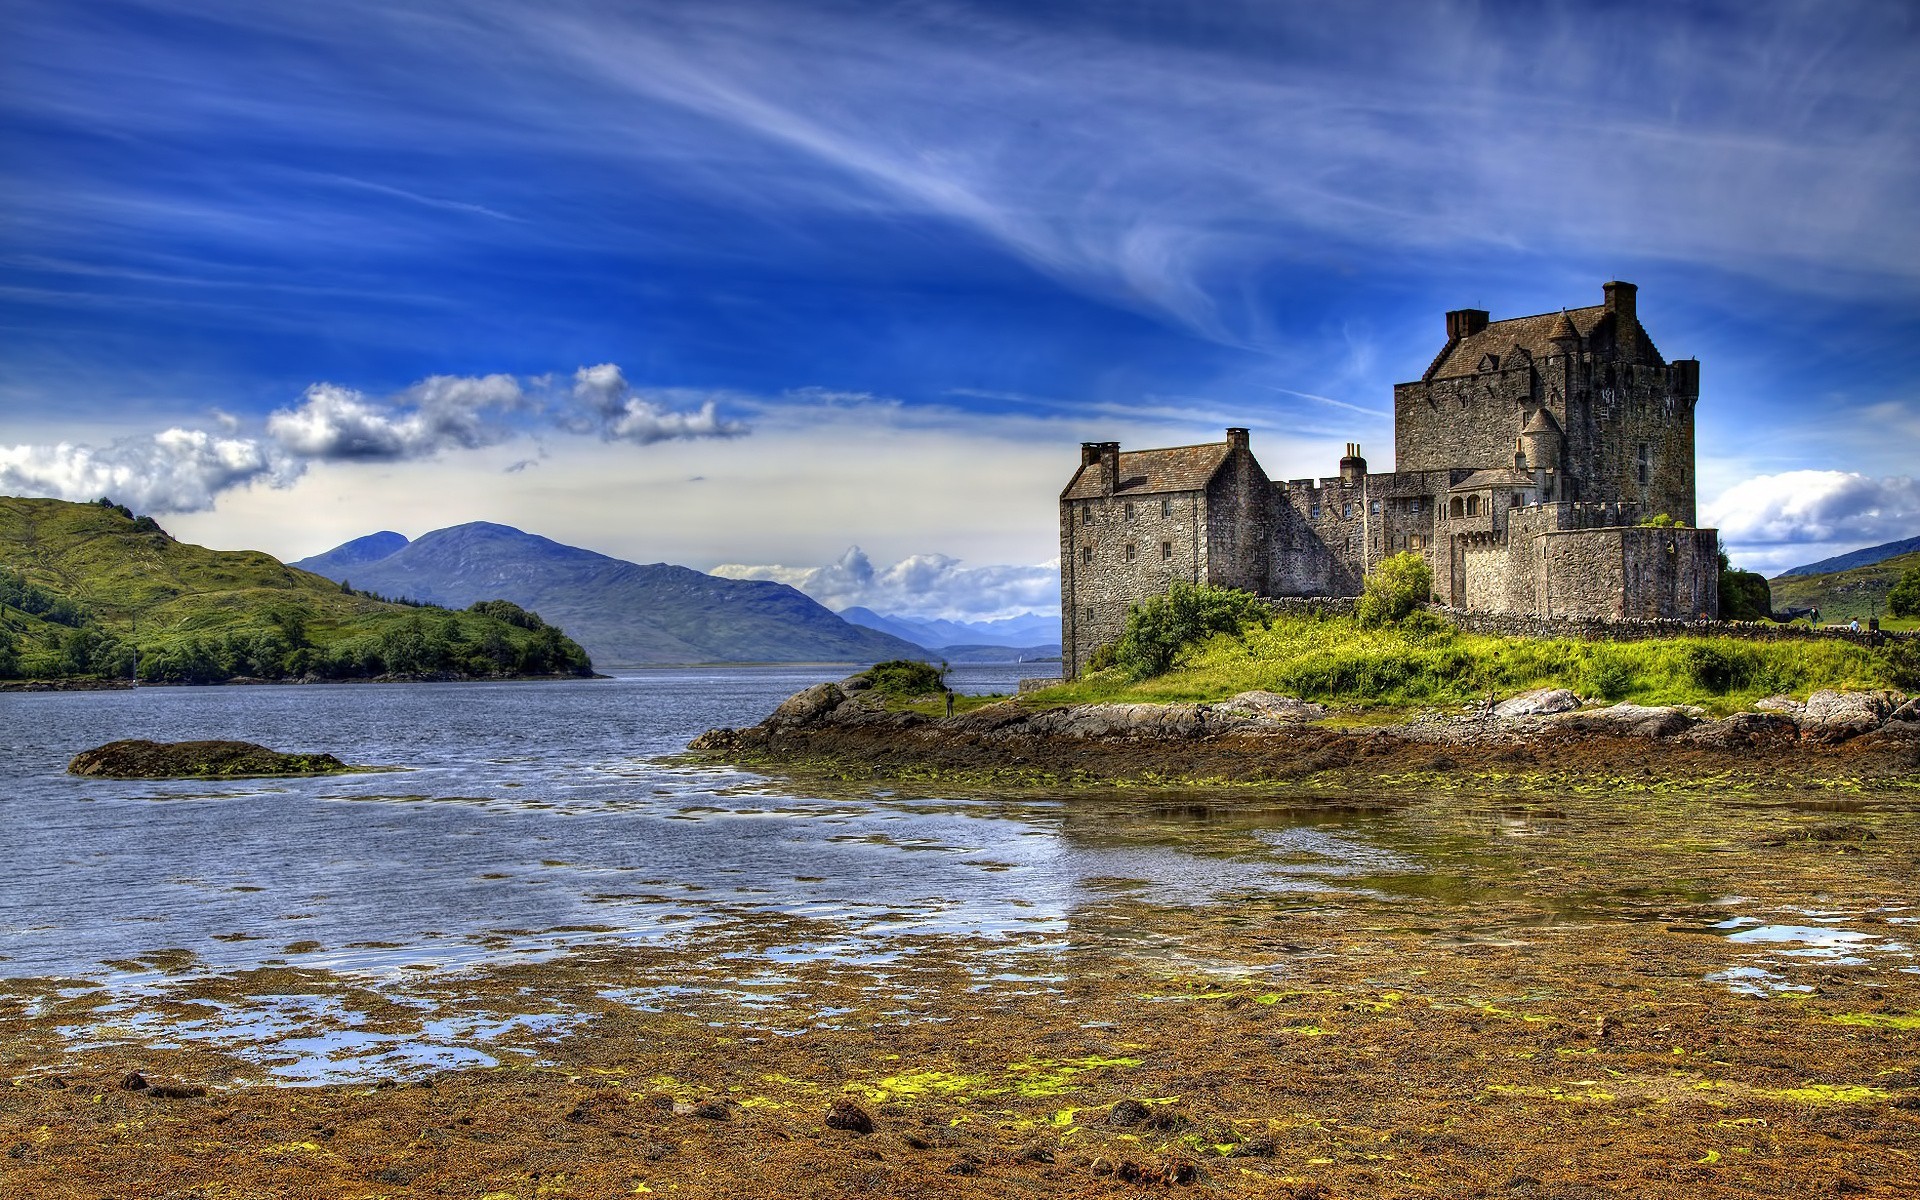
[1060,487,1208,678]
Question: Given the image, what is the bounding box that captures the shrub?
[1356,552,1433,627]
[1115,582,1268,680]
[1719,569,1772,621]
[1890,566,1920,619]
[1087,643,1118,672]
[1581,644,1635,700]
[866,658,946,696]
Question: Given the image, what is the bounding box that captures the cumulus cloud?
[712,545,1058,621]
[266,374,524,460]
[0,428,291,512]
[0,365,754,513]
[568,364,749,444]
[1705,471,1920,547]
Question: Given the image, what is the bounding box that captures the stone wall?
[1060,487,1210,678]
[1439,609,1916,647]
[1532,525,1717,621]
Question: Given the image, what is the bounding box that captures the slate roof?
[1062,442,1233,500]
[1423,305,1666,380]
[1452,468,1539,491]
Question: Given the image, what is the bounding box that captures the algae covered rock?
[1799,690,1898,744]
[1492,687,1581,719]
[68,739,350,779]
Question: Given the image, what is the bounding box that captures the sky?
[2,0,1917,619]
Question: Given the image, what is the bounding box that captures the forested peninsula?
[0,497,592,686]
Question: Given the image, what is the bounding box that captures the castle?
[1059,282,1721,678]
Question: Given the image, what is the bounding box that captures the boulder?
[1682,712,1799,749]
[1217,691,1328,722]
[68,740,350,779]
[1492,688,1581,719]
[1754,695,1805,716]
[1554,703,1699,739]
[765,682,846,729]
[1800,690,1896,744]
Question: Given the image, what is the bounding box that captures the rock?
[1682,712,1799,749]
[1800,690,1896,744]
[1886,696,1919,724]
[765,683,846,729]
[1554,703,1699,739]
[68,740,350,779]
[1217,691,1328,722]
[1754,694,1805,716]
[685,728,739,752]
[119,1071,148,1092]
[1106,1098,1152,1127]
[1492,688,1581,719]
[824,1098,874,1134]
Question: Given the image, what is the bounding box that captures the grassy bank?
[1030,609,1916,714]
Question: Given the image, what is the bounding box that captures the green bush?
[1719,569,1772,621]
[1890,567,1920,619]
[1115,582,1268,679]
[1356,552,1433,627]
[866,658,946,696]
[1581,644,1636,700]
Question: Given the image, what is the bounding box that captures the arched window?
[1450,497,1465,518]
[1466,495,1479,517]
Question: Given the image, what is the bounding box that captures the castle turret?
[1604,281,1638,358]
[1519,407,1562,496]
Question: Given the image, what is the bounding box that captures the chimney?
[1080,442,1102,467]
[1339,442,1367,484]
[1226,427,1250,451]
[1445,308,1489,341]
[1098,441,1120,494]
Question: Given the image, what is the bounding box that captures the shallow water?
[4,665,1913,1082]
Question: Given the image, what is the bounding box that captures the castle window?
[1410,498,1422,515]
[1310,503,1320,520]
[1161,541,1172,560]
[1123,502,1134,521]
[1161,498,1172,517]
[1636,443,1650,485]
[1081,546,1092,564]
[1343,502,1352,519]
[1450,497,1464,519]
[1370,500,1380,516]
[1081,504,1092,526]
[1465,495,1479,517]
[1410,535,1426,551]
[1124,543,1136,562]
[1086,606,1095,623]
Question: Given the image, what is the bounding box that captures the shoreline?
[689,678,1920,793]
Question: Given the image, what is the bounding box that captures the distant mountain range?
[1777,535,1920,578]
[293,524,925,665]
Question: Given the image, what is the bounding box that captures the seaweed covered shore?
[689,673,1920,793]
[4,780,1919,1197]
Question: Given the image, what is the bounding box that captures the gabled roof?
[1062,442,1233,501]
[1453,468,1539,490]
[1423,304,1667,380]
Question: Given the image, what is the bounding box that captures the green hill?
[0,496,593,683]
[1769,549,1920,630]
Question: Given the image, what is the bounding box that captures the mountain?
[0,497,592,683]
[840,607,1060,650]
[1768,547,1920,626]
[298,530,410,575]
[293,523,926,665]
[1778,535,1920,578]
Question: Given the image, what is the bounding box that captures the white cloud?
[1705,469,1920,573]
[713,545,1059,621]
[0,427,291,512]
[266,374,524,460]
[568,364,749,444]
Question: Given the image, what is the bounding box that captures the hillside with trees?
[0,497,593,684]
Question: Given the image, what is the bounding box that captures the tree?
[1114,582,1268,679]
[1890,565,1920,619]
[1357,552,1434,627]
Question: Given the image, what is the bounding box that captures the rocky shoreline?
[690,675,1920,789]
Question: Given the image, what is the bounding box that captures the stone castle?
[1059,282,1721,677]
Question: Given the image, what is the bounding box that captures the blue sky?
[3,0,1917,617]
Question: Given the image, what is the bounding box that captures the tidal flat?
[3,780,1917,1198]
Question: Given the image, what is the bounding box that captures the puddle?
[1705,966,1815,997]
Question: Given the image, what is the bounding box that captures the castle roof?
[1061,442,1233,500]
[1452,468,1538,491]
[1520,406,1562,435]
[1423,304,1665,380]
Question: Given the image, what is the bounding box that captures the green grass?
[1,496,591,681]
[1029,609,1913,714]
[1769,549,1920,631]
